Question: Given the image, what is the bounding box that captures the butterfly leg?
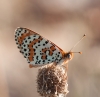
[62,61,68,72]
[29,64,37,68]
[53,62,58,66]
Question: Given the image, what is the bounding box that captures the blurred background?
[0,0,100,97]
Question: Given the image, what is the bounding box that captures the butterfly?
[15,27,85,68]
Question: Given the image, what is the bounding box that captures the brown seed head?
[37,64,69,97]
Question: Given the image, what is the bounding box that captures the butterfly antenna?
[70,34,86,51]
[71,52,82,54]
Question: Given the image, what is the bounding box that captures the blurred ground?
[0,0,100,97]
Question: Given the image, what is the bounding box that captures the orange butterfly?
[15,27,86,68]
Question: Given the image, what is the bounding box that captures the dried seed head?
[37,64,69,97]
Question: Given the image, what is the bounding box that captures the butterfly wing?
[15,27,65,67]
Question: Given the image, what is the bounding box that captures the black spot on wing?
[57,55,59,57]
[48,59,51,61]
[25,40,27,43]
[33,35,36,37]
[28,36,31,39]
[34,49,36,52]
[35,46,38,48]
[58,52,60,54]
[43,60,45,62]
[15,39,17,41]
[38,44,40,46]
[25,53,28,56]
[24,56,26,58]
[35,61,38,64]
[45,41,49,44]
[36,56,39,60]
[43,44,45,46]
[24,49,27,51]
[52,57,54,59]
[38,41,40,43]
[23,44,26,47]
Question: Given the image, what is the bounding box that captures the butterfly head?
[64,52,73,61]
[64,51,82,64]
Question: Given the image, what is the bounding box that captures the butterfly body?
[15,27,73,67]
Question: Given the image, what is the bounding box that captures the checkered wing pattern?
[15,27,65,67]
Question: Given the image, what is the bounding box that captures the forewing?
[15,27,65,67]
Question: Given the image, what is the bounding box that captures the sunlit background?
[0,0,100,97]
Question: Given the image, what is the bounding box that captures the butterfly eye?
[67,53,71,59]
